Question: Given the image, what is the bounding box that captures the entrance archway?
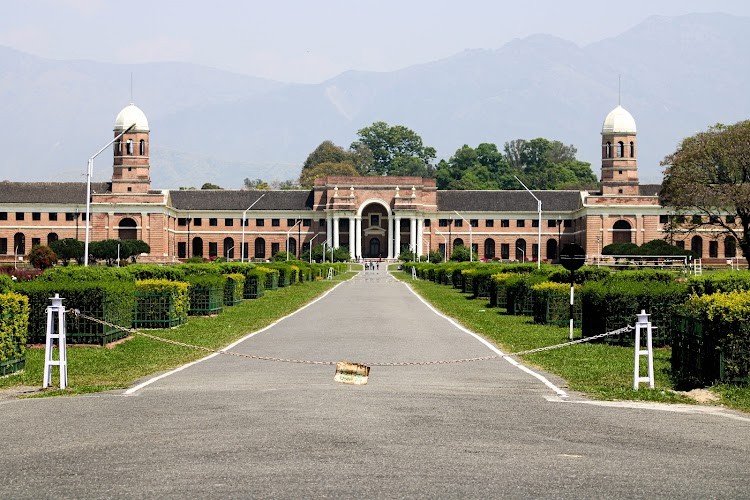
[359,200,390,259]
[369,237,381,258]
[118,217,137,240]
[612,220,632,244]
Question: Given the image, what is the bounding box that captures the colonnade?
[325,212,425,259]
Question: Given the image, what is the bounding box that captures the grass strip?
[1,272,355,396]
[394,271,747,408]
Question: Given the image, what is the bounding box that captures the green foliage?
[602,269,675,285]
[272,251,293,262]
[243,178,270,190]
[223,273,246,306]
[185,275,226,316]
[302,140,352,170]
[28,245,57,270]
[134,279,189,328]
[602,242,640,255]
[39,266,134,283]
[686,271,750,296]
[201,182,222,190]
[299,160,359,188]
[531,282,581,326]
[548,265,610,284]
[352,121,436,177]
[185,256,206,263]
[0,292,29,364]
[121,240,151,262]
[333,247,350,262]
[398,249,416,262]
[49,238,84,264]
[429,250,444,264]
[123,264,186,281]
[14,279,135,344]
[0,274,12,293]
[449,245,476,262]
[603,240,692,257]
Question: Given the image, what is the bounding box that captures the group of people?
[363,259,381,271]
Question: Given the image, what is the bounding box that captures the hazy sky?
[3,0,749,83]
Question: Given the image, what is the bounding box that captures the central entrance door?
[369,237,381,258]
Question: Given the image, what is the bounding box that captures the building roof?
[168,190,315,211]
[602,105,637,134]
[0,181,110,204]
[436,190,582,213]
[114,103,149,132]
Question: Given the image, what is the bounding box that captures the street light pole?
[241,192,266,263]
[515,176,541,269]
[286,219,302,261]
[308,233,320,263]
[454,210,473,262]
[435,230,448,262]
[84,123,136,266]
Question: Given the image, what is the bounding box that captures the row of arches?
[604,141,635,159]
[114,139,147,156]
[10,232,59,254]
[187,237,296,260]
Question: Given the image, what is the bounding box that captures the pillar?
[388,215,394,259]
[348,217,355,256]
[355,217,362,259]
[394,216,401,257]
[333,215,340,249]
[409,217,417,254]
[417,217,424,256]
[326,213,333,247]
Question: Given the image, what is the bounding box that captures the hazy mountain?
[1,12,748,189]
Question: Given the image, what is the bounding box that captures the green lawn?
[394,271,750,412]
[1,272,355,396]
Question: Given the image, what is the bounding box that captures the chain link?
[70,309,635,368]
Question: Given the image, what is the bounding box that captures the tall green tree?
[299,161,360,188]
[503,137,596,190]
[352,121,436,177]
[302,141,351,170]
[49,238,84,264]
[660,120,750,268]
[201,182,222,190]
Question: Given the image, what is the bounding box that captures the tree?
[299,161,360,188]
[28,245,57,270]
[449,245,476,262]
[352,121,436,177]
[435,143,514,190]
[201,182,222,190]
[89,239,121,265]
[428,250,444,264]
[660,120,750,268]
[302,141,351,170]
[121,240,151,262]
[244,178,270,190]
[49,238,84,264]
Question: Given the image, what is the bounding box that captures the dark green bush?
[0,274,13,293]
[124,264,187,281]
[548,265,610,284]
[39,266,134,283]
[506,272,551,316]
[185,275,226,316]
[134,279,189,328]
[687,271,750,296]
[531,282,581,326]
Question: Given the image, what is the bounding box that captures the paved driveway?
[1,269,748,498]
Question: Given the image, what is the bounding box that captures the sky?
[2,0,750,84]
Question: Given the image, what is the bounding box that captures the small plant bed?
[0,272,355,396]
[394,271,750,412]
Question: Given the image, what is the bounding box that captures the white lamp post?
[308,233,320,263]
[514,176,541,269]
[286,219,302,261]
[240,193,266,263]
[435,230,448,262]
[453,210,473,262]
[517,246,525,262]
[84,123,136,266]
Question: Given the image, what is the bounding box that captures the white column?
[417,217,424,256]
[326,214,333,246]
[348,217,355,256]
[409,217,417,255]
[387,216,394,259]
[355,217,362,259]
[394,216,401,257]
[333,215,340,249]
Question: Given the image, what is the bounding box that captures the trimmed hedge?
[672,291,750,388]
[39,266,134,283]
[0,274,13,293]
[686,271,750,296]
[548,265,610,284]
[531,282,581,327]
[186,275,226,316]
[134,279,189,328]
[125,264,187,281]
[15,280,135,345]
[223,273,245,306]
[506,272,552,316]
[0,292,29,374]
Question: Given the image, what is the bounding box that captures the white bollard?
[43,294,68,389]
[633,309,654,390]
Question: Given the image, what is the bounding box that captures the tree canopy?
[244,178,270,190]
[660,120,750,267]
[201,182,222,190]
[351,121,436,177]
[299,160,360,188]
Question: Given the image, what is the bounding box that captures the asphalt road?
[1,269,749,499]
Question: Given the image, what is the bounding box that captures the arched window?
[254,237,266,259]
[612,220,632,243]
[724,236,737,258]
[192,237,204,257]
[139,139,146,156]
[118,217,137,240]
[617,141,624,158]
[47,232,59,245]
[691,235,703,258]
[629,141,635,158]
[13,232,25,255]
[546,239,558,261]
[114,140,121,155]
[453,238,464,250]
[224,237,235,259]
[484,239,495,259]
[515,238,527,261]
[605,142,612,158]
[288,237,297,257]
[126,139,134,155]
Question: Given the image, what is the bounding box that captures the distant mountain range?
[1,12,748,189]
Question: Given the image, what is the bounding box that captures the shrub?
[185,275,226,316]
[450,245,476,262]
[0,274,12,293]
[429,250,444,264]
[602,242,639,255]
[506,272,550,315]
[272,251,294,262]
[687,271,750,296]
[28,245,57,270]
[134,279,189,328]
[223,273,245,306]
[531,282,580,326]
[548,265,610,284]
[0,292,29,371]
[124,264,186,281]
[39,266,134,283]
[602,269,675,285]
[49,238,84,264]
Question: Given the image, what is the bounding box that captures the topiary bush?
[223,273,245,306]
[39,266,134,283]
[0,291,29,375]
[28,245,57,270]
[548,265,610,284]
[686,270,750,296]
[186,275,225,316]
[134,279,189,328]
[124,264,187,281]
[531,282,581,326]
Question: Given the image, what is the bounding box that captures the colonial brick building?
[0,103,744,265]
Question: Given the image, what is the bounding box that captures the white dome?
[114,103,149,132]
[602,105,636,134]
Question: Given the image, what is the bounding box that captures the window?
[470,219,478,228]
[0,212,6,221]
[484,239,495,259]
[126,139,134,155]
[47,233,58,245]
[486,220,494,228]
[0,238,6,255]
[629,141,635,158]
[659,215,669,224]
[709,240,718,258]
[15,212,24,221]
[271,242,280,255]
[139,139,146,155]
[225,218,233,227]
[725,237,737,258]
[605,142,612,158]
[617,141,624,158]
[676,215,686,223]
[618,170,623,175]
[224,237,234,259]
[49,213,58,221]
[209,218,218,227]
[243,218,249,226]
[66,213,75,221]
[31,237,40,247]
[303,219,311,227]
[424,219,430,227]
[256,219,265,227]
[438,243,446,257]
[177,242,187,258]
[691,215,702,224]
[193,218,202,226]
[516,220,525,227]
[439,219,449,227]
[500,219,509,228]
[454,219,463,227]
[400,219,409,229]
[178,218,187,226]
[209,242,218,258]
[547,220,556,228]
[32,213,41,221]
[81,213,87,221]
[531,219,539,228]
[287,219,296,227]
[272,219,280,227]
[501,243,510,260]
[370,215,380,226]
[319,219,326,227]
[563,220,572,228]
[127,187,132,192]
[114,140,121,155]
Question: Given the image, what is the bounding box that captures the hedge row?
[0,292,29,373]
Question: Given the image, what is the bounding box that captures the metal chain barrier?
[71,309,634,368]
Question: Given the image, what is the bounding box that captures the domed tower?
[111,103,151,194]
[600,105,638,195]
